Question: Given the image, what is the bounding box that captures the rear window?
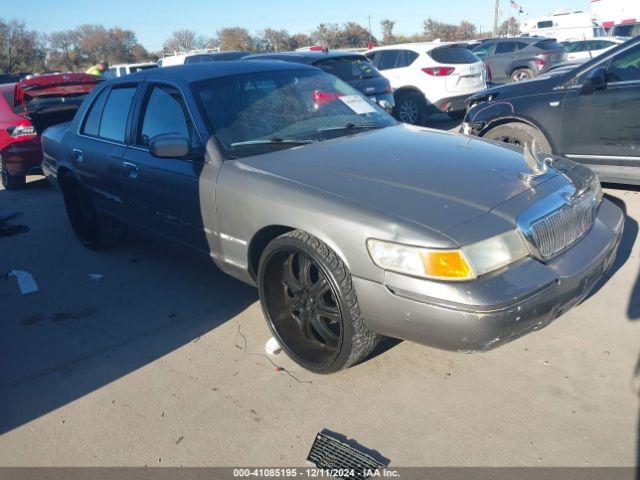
[95,86,136,142]
[6,90,89,115]
[533,40,565,51]
[429,46,479,64]
[314,56,381,81]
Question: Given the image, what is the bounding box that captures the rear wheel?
[510,68,533,82]
[258,230,379,374]
[62,177,126,250]
[1,162,26,190]
[394,91,427,125]
[483,123,551,154]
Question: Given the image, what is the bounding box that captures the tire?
[62,177,127,250]
[1,162,26,190]
[510,68,533,82]
[258,230,379,374]
[394,91,427,125]
[483,122,551,154]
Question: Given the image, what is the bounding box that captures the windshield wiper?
[317,123,380,133]
[230,137,316,148]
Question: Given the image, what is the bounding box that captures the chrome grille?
[529,191,597,258]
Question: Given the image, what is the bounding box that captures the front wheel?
[258,230,379,374]
[483,123,551,154]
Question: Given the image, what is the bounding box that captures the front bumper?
[354,199,624,352]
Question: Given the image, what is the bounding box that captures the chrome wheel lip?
[261,248,344,369]
[398,99,420,124]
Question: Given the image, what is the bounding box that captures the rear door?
[73,83,138,217]
[119,82,208,251]
[492,41,519,82]
[560,43,640,180]
[368,50,418,89]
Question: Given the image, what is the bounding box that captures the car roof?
[367,41,470,53]
[244,51,366,64]
[111,62,156,68]
[118,60,320,84]
[480,36,550,43]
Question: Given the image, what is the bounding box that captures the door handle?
[72,149,84,163]
[122,161,139,179]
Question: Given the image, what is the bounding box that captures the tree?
[0,20,47,73]
[290,33,312,49]
[163,29,206,54]
[340,22,373,48]
[217,27,254,51]
[310,23,342,49]
[423,18,459,41]
[498,17,520,37]
[256,28,292,52]
[380,19,396,44]
[456,21,477,41]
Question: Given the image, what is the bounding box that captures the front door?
[119,82,208,252]
[560,43,640,178]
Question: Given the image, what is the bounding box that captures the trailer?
[520,9,605,41]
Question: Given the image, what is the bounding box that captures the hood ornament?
[519,140,553,183]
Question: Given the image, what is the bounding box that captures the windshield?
[313,56,380,81]
[193,69,397,158]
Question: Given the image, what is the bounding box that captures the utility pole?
[493,0,500,36]
[366,15,373,49]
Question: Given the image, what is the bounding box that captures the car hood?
[237,124,563,234]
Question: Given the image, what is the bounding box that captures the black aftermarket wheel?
[258,230,379,374]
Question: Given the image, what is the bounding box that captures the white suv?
[366,42,487,124]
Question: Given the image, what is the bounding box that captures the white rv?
[520,10,606,41]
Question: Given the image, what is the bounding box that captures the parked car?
[42,61,622,374]
[561,37,625,61]
[0,73,102,189]
[462,36,640,185]
[104,62,157,79]
[244,51,394,111]
[365,42,487,124]
[610,22,640,38]
[471,37,566,83]
[158,50,250,67]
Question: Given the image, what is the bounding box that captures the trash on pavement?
[5,270,39,294]
[265,336,281,355]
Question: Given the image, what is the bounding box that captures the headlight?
[590,173,603,205]
[367,230,529,282]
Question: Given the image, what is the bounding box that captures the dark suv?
[471,37,566,83]
[462,36,640,185]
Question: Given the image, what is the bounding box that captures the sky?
[11,0,589,51]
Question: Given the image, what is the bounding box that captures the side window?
[607,44,640,82]
[118,67,127,76]
[365,52,376,66]
[537,20,553,28]
[104,68,116,79]
[137,84,192,147]
[495,42,517,54]
[378,50,400,70]
[82,87,109,137]
[99,86,137,142]
[472,42,495,58]
[395,50,418,68]
[516,42,529,50]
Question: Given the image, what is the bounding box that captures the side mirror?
[149,133,190,158]
[581,67,607,95]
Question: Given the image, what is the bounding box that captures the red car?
[0,73,102,189]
